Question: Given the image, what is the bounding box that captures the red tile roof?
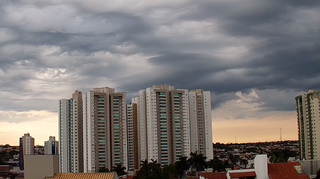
[198,172,227,179]
[229,171,256,178]
[119,176,135,179]
[234,166,241,170]
[45,173,115,179]
[268,162,309,179]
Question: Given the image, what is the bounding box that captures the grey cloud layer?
[0,0,319,121]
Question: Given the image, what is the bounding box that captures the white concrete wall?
[138,90,148,162]
[82,93,88,173]
[179,89,191,157]
[254,154,268,179]
[146,87,158,162]
[204,91,213,161]
[189,91,198,153]
[121,93,128,171]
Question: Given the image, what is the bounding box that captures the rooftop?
[45,173,117,179]
[268,162,309,179]
[198,172,227,179]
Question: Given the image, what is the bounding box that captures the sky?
[0,0,320,145]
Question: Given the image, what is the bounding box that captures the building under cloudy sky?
[0,0,320,145]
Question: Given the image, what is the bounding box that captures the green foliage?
[207,157,225,172]
[111,163,127,176]
[175,156,189,178]
[316,168,320,179]
[98,166,109,173]
[188,152,207,173]
[269,149,296,163]
[134,159,176,179]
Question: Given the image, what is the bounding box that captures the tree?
[134,160,175,179]
[175,156,190,178]
[98,166,109,173]
[207,157,225,172]
[316,168,320,179]
[188,152,207,174]
[269,149,296,163]
[111,163,127,177]
[228,153,240,169]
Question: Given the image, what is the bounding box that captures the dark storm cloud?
[0,0,320,119]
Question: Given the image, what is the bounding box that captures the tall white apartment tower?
[127,97,139,171]
[145,85,191,165]
[44,136,59,155]
[59,90,84,173]
[189,89,213,161]
[19,133,35,170]
[296,89,320,160]
[83,87,127,173]
[137,90,148,164]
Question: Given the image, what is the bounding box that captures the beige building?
[83,87,127,172]
[19,133,35,170]
[127,98,139,171]
[296,89,320,160]
[143,85,191,165]
[44,136,59,155]
[24,155,59,179]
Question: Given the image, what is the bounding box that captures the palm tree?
[175,156,190,178]
[140,159,150,172]
[111,163,126,177]
[98,166,109,173]
[134,159,175,179]
[316,168,320,179]
[207,157,225,172]
[188,151,207,174]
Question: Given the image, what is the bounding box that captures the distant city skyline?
[1,0,319,145]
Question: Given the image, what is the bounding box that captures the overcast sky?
[0,0,319,145]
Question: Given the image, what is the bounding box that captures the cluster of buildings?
[2,88,320,179]
[59,84,213,173]
[18,133,58,170]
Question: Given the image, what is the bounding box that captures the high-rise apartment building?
[135,85,213,165]
[142,85,191,165]
[189,89,213,160]
[127,97,139,171]
[137,90,148,164]
[19,133,35,170]
[83,87,127,173]
[44,136,59,154]
[59,90,83,173]
[296,89,320,160]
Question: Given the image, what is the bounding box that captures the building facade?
[296,89,320,160]
[144,85,191,164]
[19,133,35,170]
[137,90,148,164]
[24,155,59,179]
[127,98,139,171]
[44,136,59,155]
[189,89,213,160]
[58,84,214,172]
[59,90,84,173]
[135,85,213,165]
[83,87,127,173]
